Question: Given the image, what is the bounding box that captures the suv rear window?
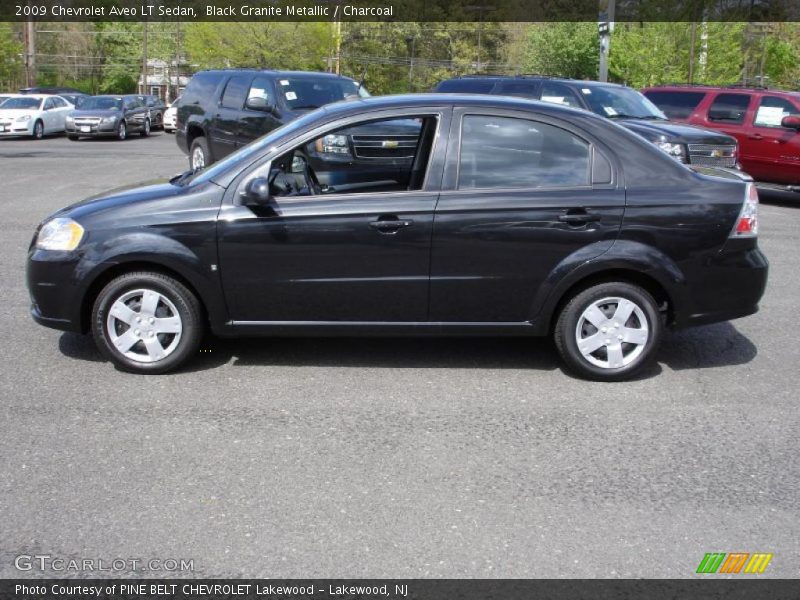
[645,90,706,119]
[435,79,497,94]
[183,72,223,105]
[708,93,751,124]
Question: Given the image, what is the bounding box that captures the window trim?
[451,111,602,193]
[706,92,753,125]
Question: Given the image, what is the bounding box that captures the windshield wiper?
[291,104,320,110]
[170,167,201,186]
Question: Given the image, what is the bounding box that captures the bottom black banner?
[1,580,798,600]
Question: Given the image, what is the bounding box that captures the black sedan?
[27,94,767,380]
[65,95,152,140]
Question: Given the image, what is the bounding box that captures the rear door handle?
[748,134,763,140]
[558,209,601,225]
[369,218,414,233]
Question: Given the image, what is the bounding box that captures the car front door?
[429,108,625,323]
[747,94,800,184]
[237,76,281,148]
[209,74,252,160]
[217,108,451,323]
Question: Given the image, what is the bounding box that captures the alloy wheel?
[575,296,649,369]
[105,288,183,363]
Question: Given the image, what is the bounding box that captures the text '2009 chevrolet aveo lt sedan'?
[26,95,768,381]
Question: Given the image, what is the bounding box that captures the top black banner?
[3,0,800,22]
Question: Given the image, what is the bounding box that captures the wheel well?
[186,125,204,149]
[80,262,208,334]
[548,269,674,334]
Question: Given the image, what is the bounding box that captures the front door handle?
[558,209,601,225]
[369,218,414,234]
[748,133,764,140]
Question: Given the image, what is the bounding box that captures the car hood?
[54,180,183,221]
[0,109,38,120]
[618,119,737,145]
[69,109,122,118]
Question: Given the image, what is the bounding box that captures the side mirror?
[242,176,272,205]
[245,96,274,113]
[781,115,800,130]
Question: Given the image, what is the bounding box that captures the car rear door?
[429,108,624,322]
[41,97,57,132]
[237,75,280,147]
[746,94,800,184]
[209,74,252,160]
[698,92,755,164]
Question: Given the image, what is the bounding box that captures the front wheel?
[116,120,127,140]
[140,118,151,137]
[32,120,44,139]
[554,282,662,381]
[92,272,204,374]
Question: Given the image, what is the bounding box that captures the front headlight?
[102,115,118,124]
[65,115,74,124]
[36,218,85,251]
[315,134,350,155]
[655,141,686,163]
[16,114,31,122]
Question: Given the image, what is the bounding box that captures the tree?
[523,22,598,80]
[0,23,23,90]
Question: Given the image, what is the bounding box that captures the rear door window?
[220,75,250,110]
[435,79,497,94]
[753,95,800,128]
[538,82,583,108]
[644,90,706,119]
[707,94,752,124]
[494,81,539,98]
[458,115,591,189]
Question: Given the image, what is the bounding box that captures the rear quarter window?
[707,93,751,124]
[645,90,706,119]
[183,72,224,105]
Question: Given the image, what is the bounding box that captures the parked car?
[0,94,74,139]
[140,94,167,130]
[433,76,740,169]
[0,94,13,105]
[163,96,180,133]
[19,86,88,109]
[176,69,370,170]
[27,94,767,380]
[643,85,800,189]
[66,95,152,140]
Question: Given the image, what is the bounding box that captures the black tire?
[140,118,151,137]
[554,282,662,382]
[32,120,44,139]
[68,135,79,141]
[91,271,204,374]
[189,136,211,170]
[116,120,127,141]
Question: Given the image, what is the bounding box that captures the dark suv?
[66,95,152,140]
[434,76,740,169]
[27,94,767,380]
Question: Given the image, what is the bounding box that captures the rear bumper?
[676,244,768,329]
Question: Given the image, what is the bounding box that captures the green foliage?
[523,23,598,80]
[0,24,23,90]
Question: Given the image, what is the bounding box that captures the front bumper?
[0,121,33,136]
[66,122,119,137]
[27,249,86,333]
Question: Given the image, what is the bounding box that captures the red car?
[643,85,800,188]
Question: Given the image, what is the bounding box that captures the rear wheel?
[190,137,210,170]
[554,282,662,381]
[91,272,204,374]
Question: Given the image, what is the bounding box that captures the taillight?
[731,183,758,238]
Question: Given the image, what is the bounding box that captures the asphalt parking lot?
[0,133,798,578]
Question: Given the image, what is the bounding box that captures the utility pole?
[406,35,416,92]
[141,20,148,95]
[23,19,35,87]
[598,0,615,82]
[465,5,495,72]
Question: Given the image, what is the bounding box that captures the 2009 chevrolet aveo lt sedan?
[27,95,768,381]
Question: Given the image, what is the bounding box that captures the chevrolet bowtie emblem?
[382,140,399,148]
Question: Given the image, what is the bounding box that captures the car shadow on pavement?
[657,321,757,371]
[57,320,756,376]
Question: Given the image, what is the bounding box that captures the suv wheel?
[554,282,662,381]
[190,137,210,170]
[91,272,204,374]
[116,120,127,140]
[32,120,44,139]
[140,118,151,137]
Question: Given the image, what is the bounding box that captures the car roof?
[645,84,800,97]
[198,69,358,81]
[441,75,627,89]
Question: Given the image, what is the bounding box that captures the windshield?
[181,109,328,186]
[278,78,369,110]
[80,97,123,111]
[0,97,42,110]
[581,86,667,120]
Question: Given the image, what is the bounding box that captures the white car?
[0,94,74,139]
[163,96,180,133]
